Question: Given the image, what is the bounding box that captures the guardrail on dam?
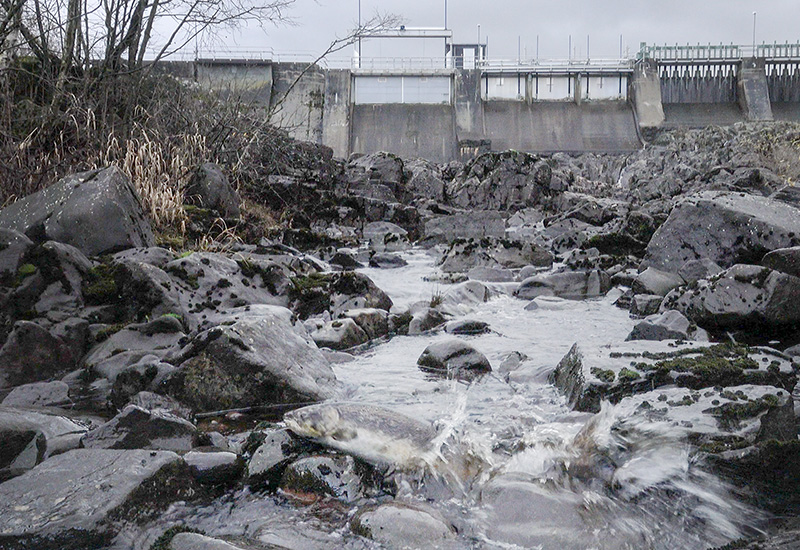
[171,42,800,162]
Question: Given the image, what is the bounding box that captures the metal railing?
[480,57,634,73]
[638,42,800,61]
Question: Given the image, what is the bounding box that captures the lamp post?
[752,11,757,55]
[444,0,448,29]
[358,0,362,68]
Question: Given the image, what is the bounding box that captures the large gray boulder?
[0,406,88,480]
[762,246,800,278]
[351,502,454,548]
[643,191,800,273]
[162,306,338,413]
[0,229,33,286]
[0,449,199,549]
[0,166,155,256]
[626,310,706,341]
[0,321,76,388]
[515,269,611,300]
[81,404,197,451]
[417,340,492,380]
[185,163,241,218]
[439,237,553,273]
[422,211,505,244]
[662,264,800,330]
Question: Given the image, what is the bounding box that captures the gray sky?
[198,0,799,62]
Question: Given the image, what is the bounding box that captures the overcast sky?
[196,0,799,62]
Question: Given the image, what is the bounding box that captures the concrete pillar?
[574,74,583,105]
[630,59,665,129]
[322,69,352,159]
[738,58,774,121]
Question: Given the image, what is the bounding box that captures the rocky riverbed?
[0,122,799,549]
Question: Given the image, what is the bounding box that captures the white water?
[119,247,766,550]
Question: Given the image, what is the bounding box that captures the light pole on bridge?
[752,11,757,55]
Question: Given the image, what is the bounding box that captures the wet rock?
[162,306,337,413]
[439,237,553,273]
[185,163,241,218]
[407,307,448,335]
[643,191,800,273]
[515,269,611,300]
[422,211,505,244]
[632,267,684,297]
[1,381,71,408]
[467,266,514,282]
[662,264,800,332]
[329,250,363,270]
[128,391,193,420]
[81,404,198,451]
[0,321,76,388]
[402,158,445,203]
[311,318,369,350]
[289,271,392,320]
[0,406,89,480]
[0,229,33,286]
[629,294,663,316]
[184,449,243,486]
[109,359,177,409]
[678,258,724,284]
[369,252,408,268]
[445,319,490,335]
[351,502,454,548]
[550,341,795,413]
[439,280,493,315]
[762,246,800,278]
[446,150,552,211]
[0,166,155,256]
[342,308,389,340]
[0,448,199,549]
[417,340,492,380]
[363,221,408,253]
[280,454,373,503]
[111,246,175,269]
[247,428,316,490]
[626,310,706,342]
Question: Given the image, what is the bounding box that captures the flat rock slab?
[0,449,197,550]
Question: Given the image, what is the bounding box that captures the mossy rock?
[82,263,121,305]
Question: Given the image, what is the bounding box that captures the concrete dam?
[177,42,800,162]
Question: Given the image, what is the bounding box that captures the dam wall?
[165,44,800,161]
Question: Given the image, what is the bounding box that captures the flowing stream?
[118,248,767,550]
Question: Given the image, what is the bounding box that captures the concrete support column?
[574,74,583,105]
[630,58,665,129]
[738,57,774,121]
[321,69,353,159]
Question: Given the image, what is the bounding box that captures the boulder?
[643,191,800,273]
[422,211,505,244]
[185,163,241,218]
[678,258,724,284]
[342,308,389,340]
[81,404,197,451]
[662,264,800,331]
[550,341,795,413]
[289,271,392,320]
[407,307,448,335]
[363,221,408,253]
[247,428,314,490]
[0,406,88,480]
[1,381,71,408]
[311,318,369,350]
[468,267,514,282]
[184,449,243,486]
[626,310,706,342]
[0,229,33,286]
[402,158,445,203]
[762,246,800,278]
[445,319,490,335]
[351,502,454,548]
[439,237,553,273]
[0,449,199,549]
[515,270,611,301]
[0,166,155,256]
[417,340,492,380]
[162,306,337,413]
[632,267,684,297]
[369,252,408,268]
[629,294,663,317]
[280,454,375,503]
[0,321,76,388]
